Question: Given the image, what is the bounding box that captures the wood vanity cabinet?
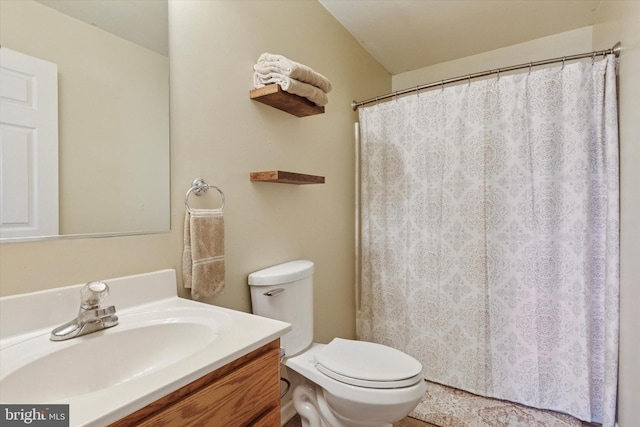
[109,339,281,427]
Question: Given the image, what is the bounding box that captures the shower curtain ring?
[497,68,500,80]
[528,63,533,75]
[440,80,444,91]
[467,75,471,86]
[562,57,566,69]
[416,85,420,97]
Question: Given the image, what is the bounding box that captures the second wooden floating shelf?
[250,171,325,185]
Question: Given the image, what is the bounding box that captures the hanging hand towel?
[182,209,225,300]
[253,72,329,106]
[255,52,333,93]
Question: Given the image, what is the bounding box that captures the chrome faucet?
[50,281,119,341]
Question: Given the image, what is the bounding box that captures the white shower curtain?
[358,56,619,426]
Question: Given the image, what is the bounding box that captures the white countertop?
[0,269,291,426]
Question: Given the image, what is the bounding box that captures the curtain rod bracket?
[613,42,622,57]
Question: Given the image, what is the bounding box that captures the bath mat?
[410,381,600,427]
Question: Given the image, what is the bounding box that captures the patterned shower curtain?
[358,56,619,426]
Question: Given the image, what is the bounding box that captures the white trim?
[280,398,297,426]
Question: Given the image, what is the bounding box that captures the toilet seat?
[313,338,423,389]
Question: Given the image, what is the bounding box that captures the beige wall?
[393,18,639,425]
[0,0,390,347]
[168,0,388,343]
[392,26,593,90]
[0,0,170,235]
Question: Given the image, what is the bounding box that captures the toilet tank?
[248,260,314,357]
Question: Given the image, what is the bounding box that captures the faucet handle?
[80,281,110,309]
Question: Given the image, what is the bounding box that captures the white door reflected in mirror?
[0,48,59,239]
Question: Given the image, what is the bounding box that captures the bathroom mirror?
[0,0,170,242]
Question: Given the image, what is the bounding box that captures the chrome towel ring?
[185,178,225,213]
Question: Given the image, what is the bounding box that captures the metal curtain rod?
[351,42,622,111]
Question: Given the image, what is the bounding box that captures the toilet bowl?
[285,341,425,427]
[248,260,425,427]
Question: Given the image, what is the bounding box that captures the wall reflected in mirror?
[0,0,170,242]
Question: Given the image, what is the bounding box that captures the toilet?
[248,260,425,427]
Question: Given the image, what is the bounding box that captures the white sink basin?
[1,307,230,403]
[0,269,291,427]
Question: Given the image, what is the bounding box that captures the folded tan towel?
[253,72,329,106]
[255,52,333,93]
[182,209,225,300]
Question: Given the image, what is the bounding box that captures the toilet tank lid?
[248,260,314,286]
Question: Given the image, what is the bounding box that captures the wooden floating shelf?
[250,170,325,185]
[250,85,324,117]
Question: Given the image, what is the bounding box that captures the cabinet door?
[137,345,280,426]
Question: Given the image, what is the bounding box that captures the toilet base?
[291,376,392,427]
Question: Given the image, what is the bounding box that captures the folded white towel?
[254,72,329,106]
[255,52,333,93]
